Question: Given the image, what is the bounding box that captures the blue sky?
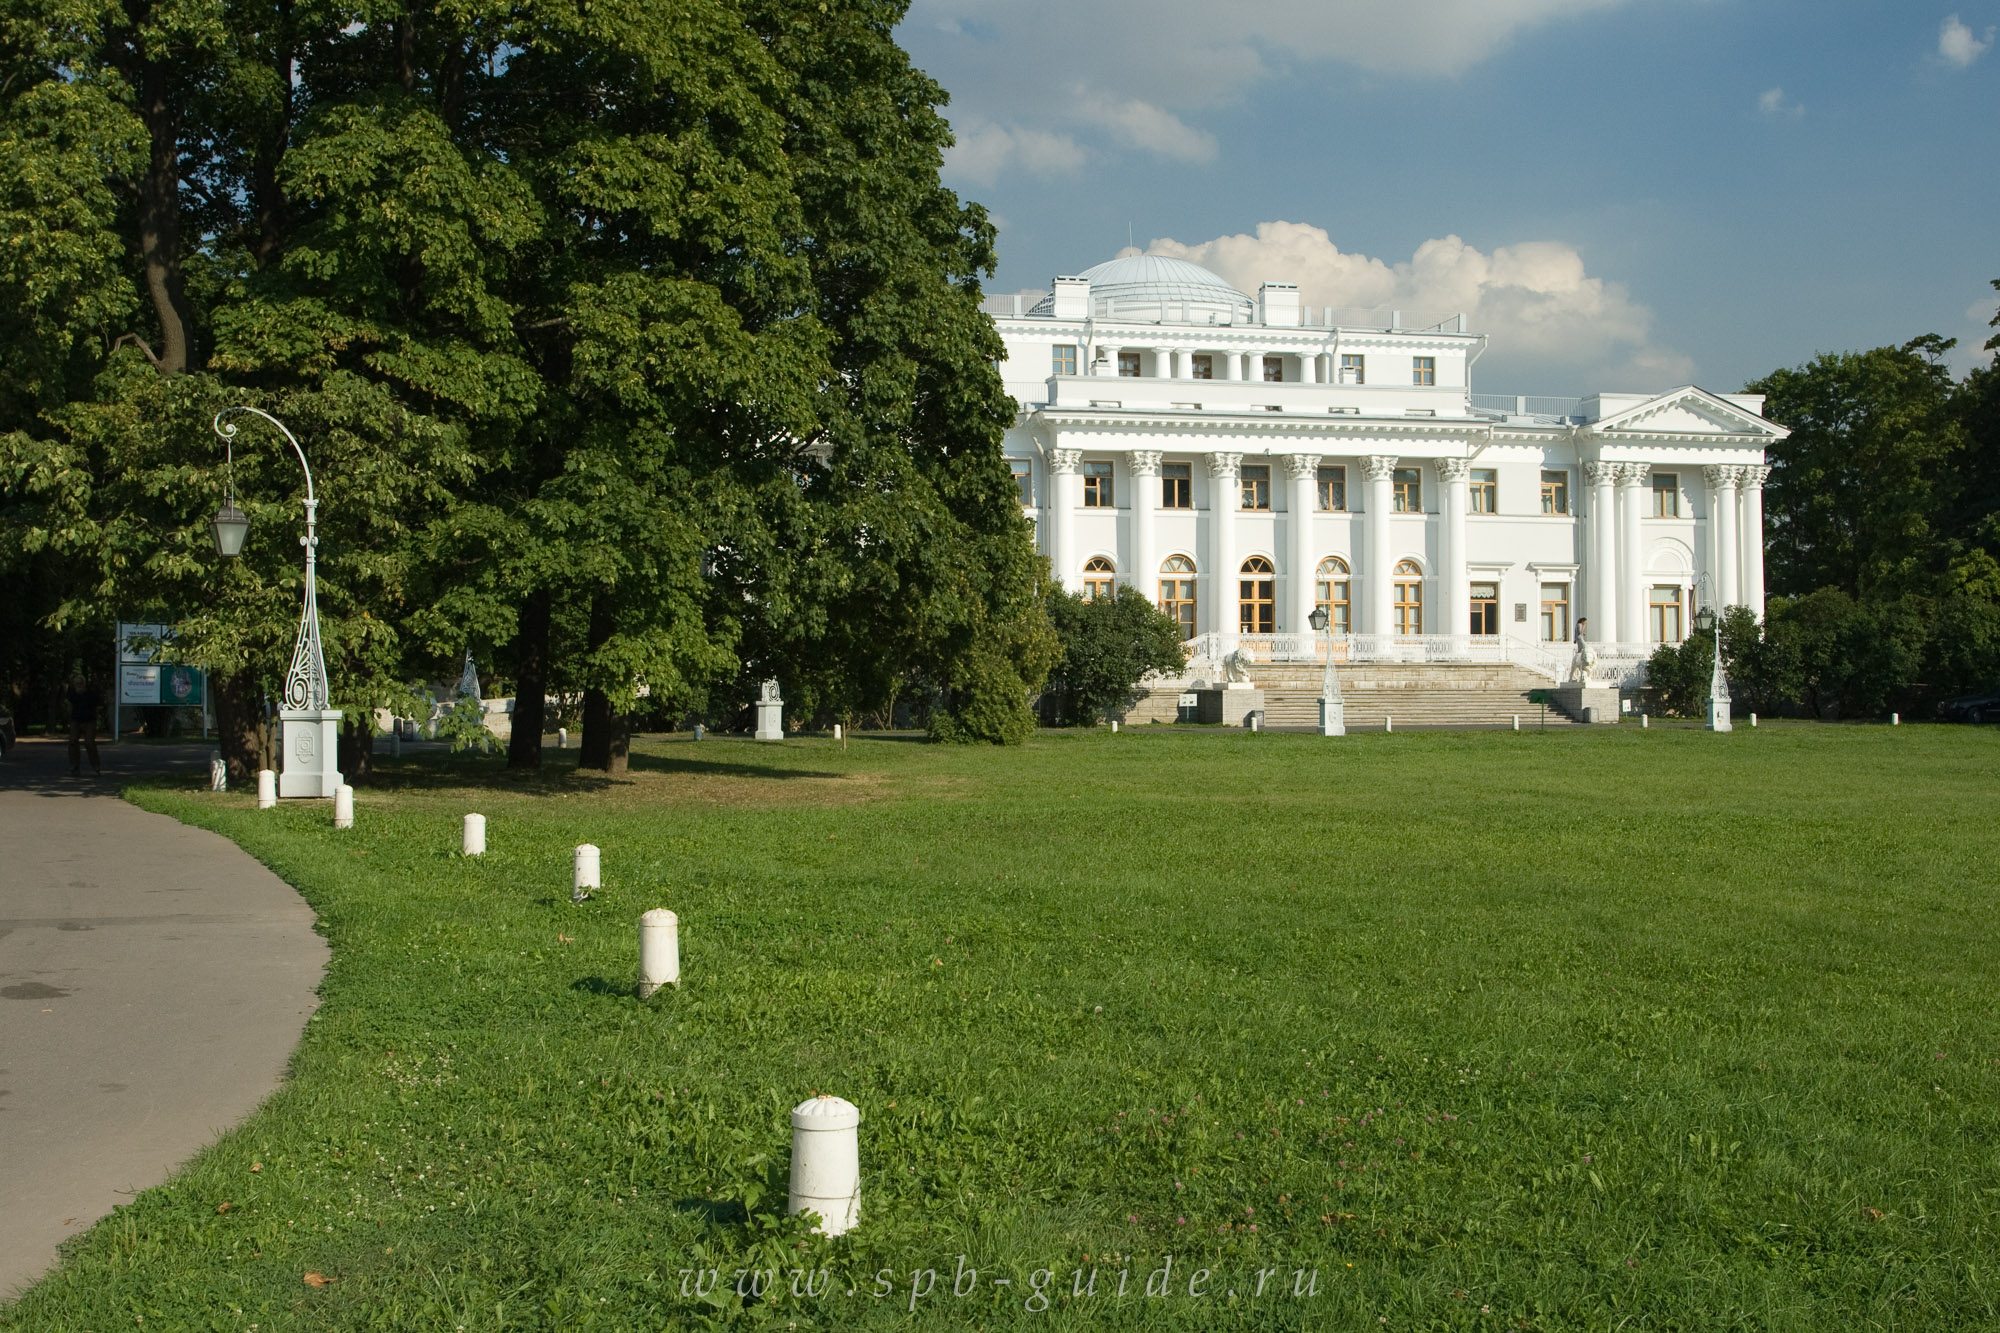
[899,1,1999,396]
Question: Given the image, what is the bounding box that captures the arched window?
[1394,559,1424,635]
[1158,556,1197,641]
[1239,556,1276,634]
[1314,557,1351,634]
[1083,557,1116,602]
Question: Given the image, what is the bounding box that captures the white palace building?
[984,254,1786,724]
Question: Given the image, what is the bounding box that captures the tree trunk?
[133,53,191,376]
[507,588,551,769]
[338,715,374,785]
[577,598,627,773]
[212,674,266,785]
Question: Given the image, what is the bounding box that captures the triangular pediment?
[1589,386,1787,439]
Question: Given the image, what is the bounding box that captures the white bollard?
[463,813,486,856]
[573,843,600,901]
[1750,712,1758,728]
[210,752,227,791]
[833,723,843,742]
[637,909,680,997]
[1385,715,1393,733]
[257,769,276,809]
[1641,713,1649,729]
[332,784,354,829]
[1891,713,1900,726]
[1512,714,1520,732]
[1110,719,1119,733]
[692,723,704,741]
[789,1095,861,1236]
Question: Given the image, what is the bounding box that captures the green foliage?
[1040,585,1187,726]
[14,729,2000,1328]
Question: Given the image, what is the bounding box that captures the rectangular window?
[1316,465,1347,512]
[1240,465,1271,511]
[1081,461,1114,508]
[1540,583,1571,642]
[1652,472,1679,517]
[1340,354,1365,385]
[1190,353,1213,380]
[1117,351,1141,378]
[1052,345,1077,376]
[1651,585,1685,643]
[1161,462,1192,509]
[1470,468,1497,514]
[1011,462,1032,506]
[1540,469,1569,515]
[1469,581,1499,636]
[1412,356,1436,386]
[1393,467,1422,513]
[1263,355,1284,383]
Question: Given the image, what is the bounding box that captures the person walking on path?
[67,674,102,777]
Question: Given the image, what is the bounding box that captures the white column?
[1617,463,1649,645]
[1153,347,1172,380]
[1584,460,1618,642]
[1284,453,1320,634]
[1205,452,1242,637]
[1362,455,1398,638]
[1221,350,1239,381]
[1720,465,1742,610]
[1437,457,1470,639]
[1128,450,1162,599]
[1168,348,1184,380]
[1704,464,1739,611]
[1049,448,1082,591]
[1740,464,1768,618]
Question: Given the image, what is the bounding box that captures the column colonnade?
[1361,456,1398,637]
[1204,452,1242,635]
[1436,458,1470,638]
[1284,453,1319,636]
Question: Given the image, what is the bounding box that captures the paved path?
[0,739,328,1300]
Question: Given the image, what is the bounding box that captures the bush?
[1040,586,1187,726]
[927,646,1037,745]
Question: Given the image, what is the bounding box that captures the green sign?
[119,663,205,707]
[1528,688,1550,705]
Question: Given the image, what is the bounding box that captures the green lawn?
[9,725,2000,1330]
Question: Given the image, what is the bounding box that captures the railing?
[1468,394,1585,422]
[1163,632,1653,686]
[978,293,1468,336]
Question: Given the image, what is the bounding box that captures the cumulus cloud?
[1757,86,1803,117]
[1938,13,1994,67]
[946,122,1088,187]
[909,0,1652,182]
[1139,221,1695,390]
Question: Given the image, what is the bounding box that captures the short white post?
[637,909,680,997]
[210,752,227,791]
[573,843,600,901]
[789,1096,861,1236]
[332,784,354,829]
[257,769,276,809]
[463,813,486,856]
[1512,714,1520,732]
[1750,712,1758,727]
[1892,713,1900,726]
[1385,715,1393,733]
[1641,713,1649,729]
[1110,719,1119,733]
[692,723,704,741]
[833,723,843,742]
[1249,713,1260,733]
[557,727,568,749]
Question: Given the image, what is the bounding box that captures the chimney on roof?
[1050,276,1090,321]
[1258,282,1300,328]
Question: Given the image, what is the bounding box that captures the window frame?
[1652,472,1680,518]
[1393,467,1423,513]
[1650,584,1685,643]
[1010,461,1033,506]
[1239,465,1272,511]
[1469,580,1500,636]
[1315,556,1351,635]
[1316,465,1347,512]
[1082,556,1116,602]
[1393,559,1424,635]
[1081,460,1114,508]
[1158,555,1198,641]
[1412,356,1436,387]
[1470,468,1498,514]
[1116,351,1141,378]
[1161,462,1192,509]
[1052,344,1078,376]
[1262,355,1284,383]
[1238,556,1276,635]
[1540,469,1569,515]
[1539,582,1571,643]
[1340,354,1365,385]
[1190,353,1213,380]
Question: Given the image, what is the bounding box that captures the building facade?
[986,255,1786,685]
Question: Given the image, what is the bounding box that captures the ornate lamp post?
[1692,571,1732,733]
[1308,605,1345,736]
[209,407,343,797]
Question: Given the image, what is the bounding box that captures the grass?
[6,723,2000,1330]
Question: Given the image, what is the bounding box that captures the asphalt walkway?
[0,739,328,1300]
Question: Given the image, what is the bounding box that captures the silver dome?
[1030,254,1255,325]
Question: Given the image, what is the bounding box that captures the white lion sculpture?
[1222,647,1256,684]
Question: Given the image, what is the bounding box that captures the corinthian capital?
[1128,450,1164,477]
[1050,448,1083,475]
[1206,451,1243,481]
[1583,460,1618,486]
[1282,452,1320,481]
[1739,463,1770,488]
[1618,462,1651,487]
[1436,457,1472,483]
[1361,455,1399,483]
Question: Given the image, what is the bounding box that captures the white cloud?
[1939,13,1994,67]
[945,121,1088,188]
[907,0,1653,183]
[1141,220,1695,390]
[1757,86,1803,117]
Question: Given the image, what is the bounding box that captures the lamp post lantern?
[1308,604,1345,736]
[210,407,343,797]
[1693,571,1732,733]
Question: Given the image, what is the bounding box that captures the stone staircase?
[1121,662,1579,729]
